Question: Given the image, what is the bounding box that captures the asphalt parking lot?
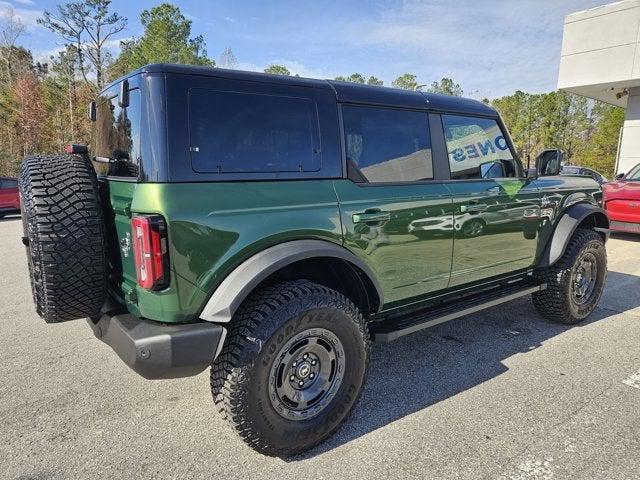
[1,215,639,480]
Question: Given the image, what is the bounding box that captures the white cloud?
[12,0,34,5]
[340,0,605,98]
[103,37,134,50]
[32,36,133,65]
[0,0,42,30]
[32,45,65,64]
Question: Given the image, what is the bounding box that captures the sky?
[0,0,609,99]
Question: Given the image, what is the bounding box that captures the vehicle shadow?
[611,232,640,243]
[293,271,640,460]
[0,214,21,223]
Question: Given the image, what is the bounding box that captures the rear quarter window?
[188,89,321,174]
[94,86,141,178]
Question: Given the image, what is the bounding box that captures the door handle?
[352,210,391,224]
[460,203,488,214]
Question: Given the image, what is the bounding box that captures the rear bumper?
[87,313,226,379]
[0,208,20,215]
[609,220,640,234]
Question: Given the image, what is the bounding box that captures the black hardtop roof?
[114,63,497,116]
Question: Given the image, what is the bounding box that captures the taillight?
[131,215,169,290]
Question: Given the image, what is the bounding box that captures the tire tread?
[19,154,107,322]
[210,279,370,456]
[532,228,606,324]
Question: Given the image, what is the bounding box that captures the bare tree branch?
[38,0,126,91]
[0,7,26,86]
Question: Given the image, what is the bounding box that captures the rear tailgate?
[99,179,209,323]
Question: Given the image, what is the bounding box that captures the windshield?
[93,84,141,177]
[626,164,640,181]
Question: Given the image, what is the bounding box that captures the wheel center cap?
[297,362,311,378]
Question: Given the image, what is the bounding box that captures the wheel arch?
[538,203,609,268]
[198,239,383,323]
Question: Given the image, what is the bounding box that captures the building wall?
[558,0,640,107]
[558,1,640,175]
[618,88,640,174]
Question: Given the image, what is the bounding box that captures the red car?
[602,163,640,233]
[0,176,20,218]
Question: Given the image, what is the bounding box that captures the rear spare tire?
[19,154,107,323]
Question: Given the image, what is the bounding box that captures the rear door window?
[188,89,321,174]
[442,115,517,180]
[342,105,433,183]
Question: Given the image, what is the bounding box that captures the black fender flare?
[198,239,383,322]
[538,203,609,268]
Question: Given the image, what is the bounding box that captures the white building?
[558,0,640,175]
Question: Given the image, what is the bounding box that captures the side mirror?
[615,172,625,180]
[480,161,505,179]
[536,149,563,176]
[118,79,129,108]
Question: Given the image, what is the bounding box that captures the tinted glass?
[442,115,515,180]
[342,105,432,183]
[189,89,320,173]
[94,87,141,177]
[1,179,17,188]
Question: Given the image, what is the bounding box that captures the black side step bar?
[371,282,546,342]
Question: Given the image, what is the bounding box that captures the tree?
[428,77,463,97]
[335,73,365,84]
[219,47,237,69]
[536,91,590,161]
[577,104,624,178]
[13,74,47,155]
[38,0,126,90]
[47,45,84,143]
[264,64,290,76]
[335,73,383,85]
[0,46,34,86]
[0,7,26,86]
[492,91,542,166]
[392,73,418,90]
[493,88,623,176]
[111,3,213,77]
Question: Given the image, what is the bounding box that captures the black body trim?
[372,281,546,341]
[87,313,225,379]
[199,239,384,323]
[0,208,20,214]
[538,203,610,267]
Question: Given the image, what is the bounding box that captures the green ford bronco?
[19,64,609,457]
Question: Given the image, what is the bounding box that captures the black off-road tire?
[19,154,107,323]
[211,280,370,457]
[532,229,607,324]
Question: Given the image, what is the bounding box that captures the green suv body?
[19,64,609,456]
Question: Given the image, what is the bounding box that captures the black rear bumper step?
[87,313,226,379]
[371,282,546,342]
